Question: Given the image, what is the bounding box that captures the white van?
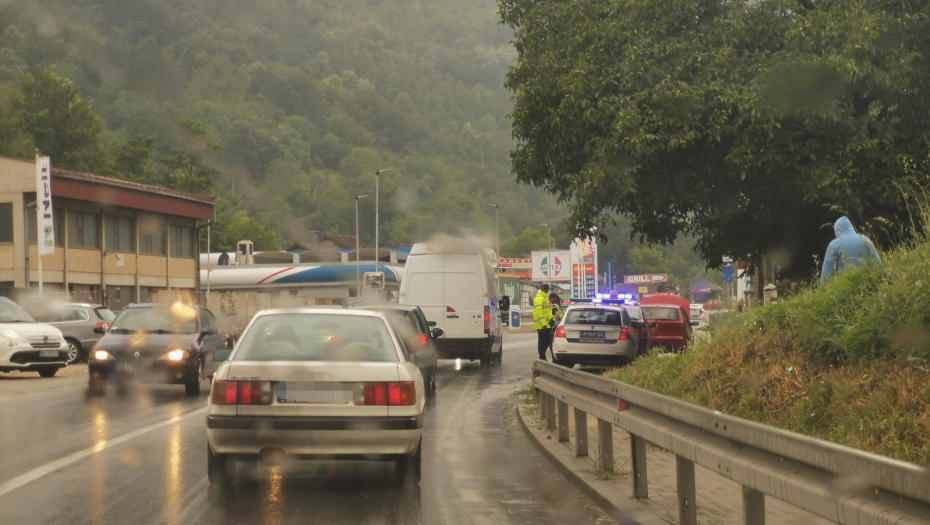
[399,240,506,366]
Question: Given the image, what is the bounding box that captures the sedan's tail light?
[555,326,566,338]
[619,327,632,340]
[96,322,109,330]
[211,380,272,405]
[359,382,416,406]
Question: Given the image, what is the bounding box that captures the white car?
[0,297,69,377]
[690,303,707,328]
[206,308,425,486]
[552,304,639,368]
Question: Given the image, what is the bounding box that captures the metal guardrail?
[531,360,930,525]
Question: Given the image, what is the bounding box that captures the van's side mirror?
[649,322,658,329]
[431,327,444,338]
[500,296,511,311]
[213,348,232,362]
[93,326,106,334]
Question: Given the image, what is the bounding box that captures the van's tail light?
[359,382,416,406]
[555,326,566,338]
[211,380,272,405]
[619,327,632,340]
[484,306,491,335]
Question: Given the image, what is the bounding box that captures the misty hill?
[0,0,565,250]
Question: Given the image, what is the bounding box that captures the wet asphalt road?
[0,332,610,525]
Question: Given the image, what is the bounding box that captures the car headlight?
[1,329,21,340]
[94,350,112,361]
[158,349,189,361]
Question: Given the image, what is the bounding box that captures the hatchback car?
[552,305,639,367]
[690,303,706,330]
[25,303,115,364]
[206,308,425,487]
[0,297,69,377]
[640,304,697,351]
[87,302,226,396]
[351,304,442,396]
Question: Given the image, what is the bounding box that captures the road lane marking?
[0,406,207,499]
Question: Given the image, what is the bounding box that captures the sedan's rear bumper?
[206,415,423,456]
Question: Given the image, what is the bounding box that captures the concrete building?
[0,156,214,309]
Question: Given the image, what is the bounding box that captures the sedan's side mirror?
[93,326,106,334]
[213,348,233,362]
[202,327,219,336]
[431,327,444,338]
[690,321,700,326]
[649,322,658,329]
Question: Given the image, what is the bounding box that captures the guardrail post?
[676,455,697,525]
[573,408,588,457]
[557,399,569,442]
[630,434,648,498]
[597,419,613,470]
[539,391,548,421]
[742,486,765,525]
[545,393,556,430]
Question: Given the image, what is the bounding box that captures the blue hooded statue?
[819,216,882,285]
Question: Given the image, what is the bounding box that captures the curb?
[516,404,671,525]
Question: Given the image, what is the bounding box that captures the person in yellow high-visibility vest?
[533,284,553,360]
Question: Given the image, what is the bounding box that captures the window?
[170,226,194,258]
[200,309,216,330]
[641,307,681,321]
[62,308,90,322]
[564,308,624,326]
[67,211,99,249]
[105,286,134,312]
[0,203,11,243]
[105,217,134,253]
[139,229,165,255]
[25,208,63,246]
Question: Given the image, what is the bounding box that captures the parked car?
[622,305,656,355]
[0,297,69,377]
[640,305,697,351]
[351,304,442,396]
[399,240,506,366]
[87,302,226,396]
[25,303,116,364]
[206,308,425,487]
[552,304,639,368]
[689,303,706,330]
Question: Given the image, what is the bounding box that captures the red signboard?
[623,274,668,284]
[498,258,532,269]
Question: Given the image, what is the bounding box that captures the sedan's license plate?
[276,382,355,404]
[39,350,59,358]
[579,331,605,338]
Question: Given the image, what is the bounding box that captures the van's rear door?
[403,271,445,333]
[443,272,483,338]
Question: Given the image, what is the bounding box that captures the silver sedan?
[552,304,639,367]
[206,308,425,486]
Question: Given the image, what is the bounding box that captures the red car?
[622,305,656,355]
[639,304,696,351]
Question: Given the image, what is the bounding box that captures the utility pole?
[489,204,499,256]
[356,195,368,297]
[310,230,320,252]
[375,168,391,274]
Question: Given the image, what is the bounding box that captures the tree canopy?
[500,0,930,277]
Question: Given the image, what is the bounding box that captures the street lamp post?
[488,204,499,256]
[375,168,392,274]
[541,223,551,286]
[356,195,368,296]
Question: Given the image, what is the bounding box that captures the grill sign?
[623,274,667,284]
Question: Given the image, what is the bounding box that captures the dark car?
[25,302,116,364]
[622,305,657,355]
[87,302,226,396]
[639,304,697,352]
[351,304,443,396]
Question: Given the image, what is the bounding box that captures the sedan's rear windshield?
[565,309,623,326]
[235,314,398,363]
[623,307,644,321]
[642,307,681,321]
[94,307,116,321]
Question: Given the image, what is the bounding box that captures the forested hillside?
[0,0,565,250]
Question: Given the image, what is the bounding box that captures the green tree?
[16,70,105,171]
[499,227,552,257]
[225,120,282,183]
[108,134,155,181]
[500,0,930,278]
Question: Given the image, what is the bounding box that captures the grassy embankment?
[610,236,930,465]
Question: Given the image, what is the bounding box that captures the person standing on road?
[547,292,563,358]
[533,284,553,360]
[819,216,882,285]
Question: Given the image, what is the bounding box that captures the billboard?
[532,250,571,282]
[570,237,597,298]
[498,258,531,269]
[623,274,667,284]
[35,156,54,255]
